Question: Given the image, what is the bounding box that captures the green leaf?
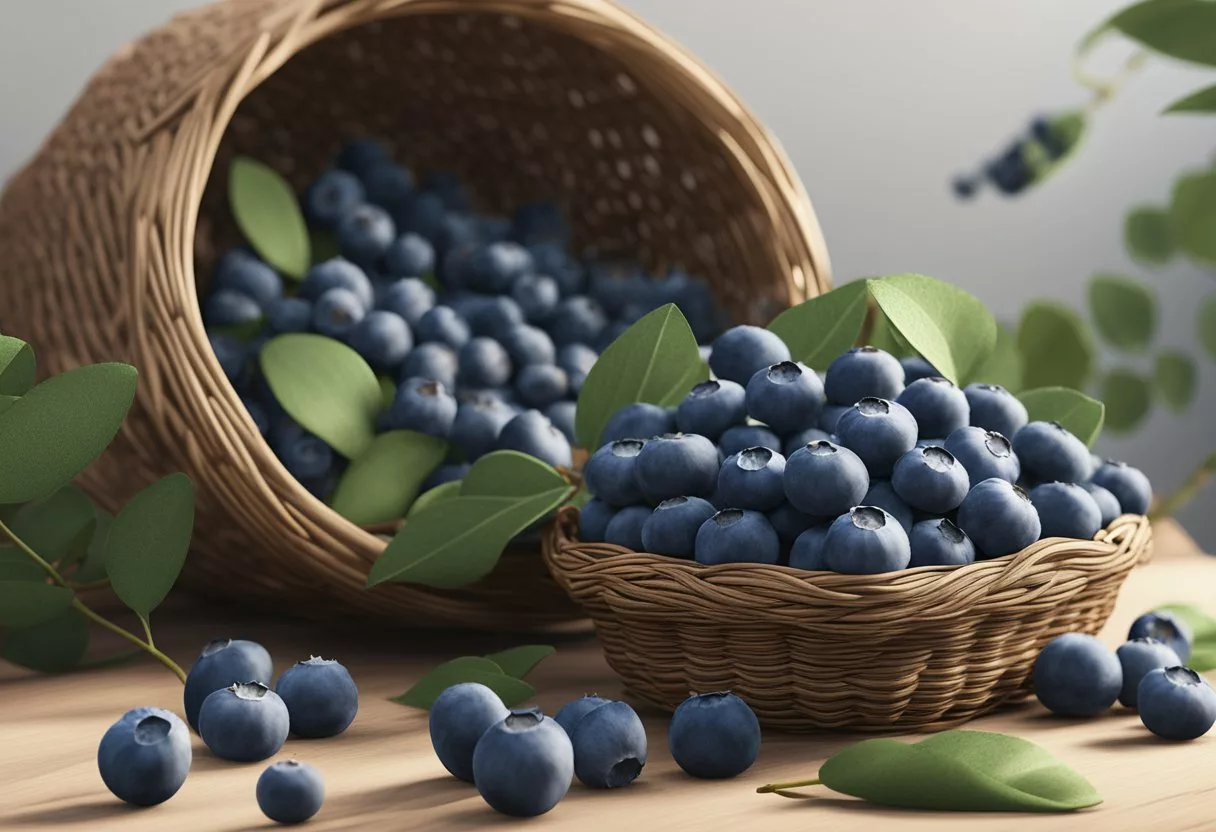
[812,730,1101,812]
[0,581,74,627]
[656,359,711,409]
[72,507,113,583]
[460,451,569,498]
[103,473,195,619]
[866,275,997,385]
[1164,82,1216,114]
[567,486,592,509]
[409,480,463,517]
[377,376,396,413]
[389,656,535,709]
[1099,369,1154,433]
[2,608,89,673]
[310,229,341,264]
[0,549,45,581]
[0,336,35,396]
[1200,296,1216,360]
[1170,171,1216,266]
[0,395,17,417]
[0,364,137,505]
[1017,301,1095,390]
[1124,206,1176,265]
[260,334,381,460]
[1087,274,1156,353]
[229,157,310,279]
[1156,603,1216,671]
[1017,387,1106,447]
[969,323,1023,392]
[7,485,96,564]
[867,308,916,359]
[330,431,447,525]
[1155,352,1197,412]
[1109,0,1216,67]
[485,645,556,679]
[766,281,869,370]
[575,304,701,450]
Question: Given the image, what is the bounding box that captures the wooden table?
[2,520,1212,832]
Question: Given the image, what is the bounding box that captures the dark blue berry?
[362,163,414,216]
[676,380,747,441]
[1033,633,1121,717]
[964,383,1028,439]
[430,682,510,783]
[891,445,970,514]
[275,656,358,738]
[468,296,525,341]
[1030,481,1102,540]
[641,496,716,558]
[213,249,282,307]
[399,342,458,388]
[257,760,325,825]
[1129,611,1192,662]
[348,310,412,372]
[585,439,647,507]
[495,410,573,468]
[516,364,569,408]
[836,397,918,477]
[944,426,1021,486]
[473,709,573,818]
[1012,421,1091,484]
[336,203,395,266]
[305,169,365,228]
[957,478,1041,558]
[908,518,975,567]
[783,439,869,517]
[717,447,786,512]
[383,233,435,277]
[1091,460,1152,516]
[97,708,191,806]
[266,297,312,334]
[415,305,471,350]
[896,377,969,439]
[1081,482,1121,527]
[694,508,780,565]
[635,433,719,502]
[862,479,915,532]
[548,296,608,347]
[744,360,825,434]
[824,346,904,405]
[384,378,458,438]
[604,504,650,550]
[300,258,374,308]
[579,498,616,543]
[781,427,832,459]
[708,325,791,386]
[602,403,674,443]
[1137,667,1216,740]
[198,682,290,762]
[1117,639,1181,708]
[720,425,782,458]
[668,692,760,779]
[450,395,514,460]
[204,289,262,328]
[824,506,911,574]
[312,288,366,339]
[512,274,561,323]
[788,523,831,570]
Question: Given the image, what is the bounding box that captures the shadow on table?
[13,799,135,825]
[323,774,478,817]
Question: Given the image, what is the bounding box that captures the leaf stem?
[756,778,822,796]
[1150,451,1216,520]
[0,518,67,584]
[1071,49,1148,113]
[139,615,155,649]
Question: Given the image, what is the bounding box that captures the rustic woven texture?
[0,0,830,629]
[543,507,1154,730]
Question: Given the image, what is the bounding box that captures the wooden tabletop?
[2,520,1212,832]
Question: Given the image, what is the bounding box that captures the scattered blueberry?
[383,232,435,278]
[463,242,534,295]
[557,343,598,392]
[495,410,573,468]
[568,700,647,789]
[744,361,825,434]
[379,277,435,326]
[275,656,358,738]
[97,707,192,806]
[456,337,512,388]
[384,378,458,438]
[676,380,747,441]
[257,760,326,825]
[362,163,415,216]
[1012,421,1091,484]
[642,496,717,558]
[824,346,904,405]
[718,447,787,512]
[546,400,577,444]
[512,274,561,323]
[709,325,791,385]
[1091,460,1153,516]
[1029,482,1102,540]
[823,506,911,574]
[896,377,969,439]
[468,295,526,341]
[266,297,313,334]
[836,397,918,477]
[635,433,719,502]
[695,508,780,565]
[944,426,1021,486]
[430,682,511,783]
[554,695,612,736]
[908,518,975,567]
[1128,611,1192,662]
[1136,667,1216,740]
[198,682,290,762]
[788,523,831,570]
[668,692,760,779]
[184,638,274,732]
[1033,633,1122,717]
[602,402,675,444]
[1117,639,1182,708]
[783,439,869,517]
[604,504,651,550]
[891,446,969,515]
[957,478,1041,558]
[210,333,248,382]
[963,383,1028,439]
[473,709,574,817]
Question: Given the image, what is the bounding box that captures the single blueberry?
[266,297,313,334]
[836,397,919,477]
[299,257,374,308]
[635,433,719,502]
[891,446,970,514]
[720,424,782,458]
[1091,460,1152,516]
[602,402,675,444]
[546,400,577,444]
[362,163,415,216]
[450,395,514,460]
[718,447,787,512]
[462,242,534,295]
[899,356,940,384]
[788,523,832,570]
[1033,633,1123,717]
[578,498,616,543]
[458,337,512,388]
[694,508,781,565]
[1080,481,1121,528]
[668,692,760,779]
[823,506,911,574]
[379,277,435,326]
[944,426,1021,486]
[964,383,1028,439]
[204,289,262,328]
[336,203,395,266]
[273,421,335,481]
[430,683,511,783]
[908,518,975,567]
[304,169,365,228]
[896,377,969,439]
[212,249,283,308]
[275,656,358,738]
[209,333,248,382]
[529,243,585,296]
[554,695,612,736]
[585,439,648,507]
[604,504,651,550]
[312,288,366,339]
[257,760,325,825]
[473,709,574,817]
[415,305,471,350]
[495,410,573,468]
[569,700,647,789]
[398,191,446,241]
[824,346,905,405]
[383,233,435,278]
[676,380,747,441]
[708,325,792,386]
[548,296,608,347]
[818,403,850,434]
[1129,611,1193,662]
[422,463,469,491]
[198,682,290,762]
[335,138,390,178]
[641,496,717,558]
[468,295,526,341]
[500,324,557,369]
[1029,481,1103,540]
[783,439,870,517]
[516,365,569,409]
[743,360,825,435]
[183,638,274,732]
[861,479,915,532]
[957,478,1042,558]
[384,378,458,438]
[1117,639,1182,708]
[97,707,191,806]
[781,427,832,459]
[399,342,459,388]
[348,310,412,372]
[557,343,598,391]
[1137,667,1216,740]
[1012,421,1092,484]
[512,273,561,323]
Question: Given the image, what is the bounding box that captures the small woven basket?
[0,0,831,629]
[543,507,1154,730]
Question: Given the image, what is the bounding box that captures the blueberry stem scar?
[756,778,823,798]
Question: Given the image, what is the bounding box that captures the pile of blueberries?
[429,681,760,818]
[1033,610,1216,741]
[203,139,725,500]
[96,638,356,824]
[579,325,1153,572]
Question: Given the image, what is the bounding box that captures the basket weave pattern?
[543,507,1154,730]
[0,0,829,628]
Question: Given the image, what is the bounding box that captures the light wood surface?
[2,521,1212,832]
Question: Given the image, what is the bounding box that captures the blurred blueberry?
[1129,611,1192,662]
[451,394,515,460]
[336,203,395,266]
[384,377,458,438]
[312,288,366,339]
[299,257,374,308]
[602,402,674,443]
[204,289,262,328]
[399,342,458,388]
[266,297,312,334]
[516,364,569,409]
[502,324,557,368]
[379,277,435,326]
[213,249,282,307]
[459,337,513,388]
[529,243,585,296]
[513,201,570,247]
[423,170,472,213]
[546,401,577,444]
[985,144,1033,195]
[468,296,525,340]
[496,410,573,468]
[464,242,534,295]
[415,305,471,350]
[209,333,248,382]
[399,191,446,241]
[422,463,469,491]
[512,273,561,323]
[348,310,412,372]
[557,343,598,392]
[362,163,414,216]
[383,233,435,277]
[549,296,608,347]
[335,138,390,178]
[304,169,365,228]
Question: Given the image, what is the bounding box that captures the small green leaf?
[1155,352,1197,411]
[310,229,341,264]
[0,581,74,627]
[1017,302,1095,390]
[1017,387,1106,447]
[866,275,997,385]
[460,451,569,498]
[330,431,447,525]
[1199,296,1216,360]
[7,486,96,565]
[1125,206,1176,265]
[2,608,89,673]
[766,280,869,370]
[390,656,535,709]
[0,336,35,395]
[575,304,701,450]
[1109,0,1216,67]
[1100,369,1154,433]
[72,507,113,583]
[260,334,381,460]
[0,364,138,505]
[1170,170,1216,266]
[1164,82,1216,114]
[1087,274,1156,353]
[0,549,45,581]
[969,323,1023,391]
[409,480,463,517]
[229,157,310,279]
[103,473,195,619]
[485,645,556,679]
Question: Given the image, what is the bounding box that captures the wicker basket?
[542,507,1154,730]
[0,0,830,629]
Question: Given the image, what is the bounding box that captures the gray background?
[2,1,1213,546]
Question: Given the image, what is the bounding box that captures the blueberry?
[668,692,760,779]
[496,410,573,468]
[603,403,675,444]
[379,277,435,326]
[818,403,850,434]
[823,506,911,573]
[422,463,469,491]
[346,310,412,372]
[567,700,647,789]
[1080,482,1121,528]
[718,447,787,512]
[510,273,561,323]
[899,356,939,384]
[184,638,274,732]
[312,288,366,339]
[944,426,1021,486]
[604,505,651,550]
[97,707,191,806]
[516,365,569,408]
[275,656,358,739]
[473,709,573,817]
[430,682,511,783]
[398,191,446,241]
[557,343,598,391]
[1117,639,1182,708]
[209,333,248,382]
[450,395,514,460]
[861,479,915,532]
[549,296,608,347]
[1012,421,1091,484]
[957,478,1041,557]
[676,380,747,441]
[265,297,312,334]
[513,201,570,247]
[1029,481,1102,540]
[824,346,905,405]
[789,523,831,570]
[578,499,616,543]
[199,682,290,762]
[460,242,532,294]
[641,496,717,558]
[891,446,970,514]
[964,383,1028,439]
[335,138,390,178]
[362,163,414,216]
[415,305,471,350]
[694,508,780,565]
[213,249,283,308]
[204,289,262,327]
[383,232,435,278]
[585,440,647,507]
[635,433,719,502]
[783,439,870,517]
[554,695,612,735]
[257,760,325,825]
[896,377,969,439]
[242,396,271,436]
[907,518,974,567]
[836,397,918,477]
[490,326,553,373]
[1032,633,1122,717]
[546,400,576,443]
[708,325,791,386]
[300,258,374,309]
[423,169,472,212]
[468,295,525,341]
[272,420,335,480]
[454,337,510,388]
[384,378,458,438]
[1137,667,1216,740]
[304,169,365,228]
[1091,460,1152,515]
[781,427,832,459]
[399,342,458,388]
[336,203,395,266]
[1129,611,1193,662]
[720,425,782,458]
[743,361,825,434]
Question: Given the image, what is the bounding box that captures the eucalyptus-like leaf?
[766,280,869,370]
[0,363,137,505]
[1109,0,1216,67]
[1087,274,1156,353]
[390,656,535,709]
[1017,301,1095,390]
[103,473,195,619]
[0,581,74,627]
[2,608,89,673]
[970,323,1023,393]
[1099,369,1154,433]
[1155,352,1197,412]
[1124,206,1176,264]
[72,507,113,583]
[0,336,35,395]
[229,157,310,278]
[1017,387,1105,447]
[1164,83,1216,114]
[7,485,95,565]
[260,334,381,460]
[1169,170,1216,266]
[1200,296,1216,361]
[330,431,448,526]
[0,549,45,581]
[0,395,16,417]
[409,481,462,517]
[460,451,569,498]
[485,645,556,679]
[575,304,701,451]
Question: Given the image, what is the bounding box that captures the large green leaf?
[866,275,996,385]
[970,323,1023,392]
[1109,0,1216,67]
[1017,302,1095,390]
[0,336,35,396]
[485,645,556,680]
[103,473,195,619]
[229,157,310,279]
[1100,369,1154,433]
[1200,296,1216,360]
[1170,171,1216,266]
[460,451,568,498]
[766,280,869,370]
[1087,274,1156,353]
[330,431,447,525]
[7,485,96,564]
[1017,387,1106,447]
[0,549,46,581]
[2,608,89,673]
[575,304,701,451]
[0,581,74,627]
[1124,206,1176,265]
[1155,352,1197,412]
[260,334,381,460]
[656,359,711,409]
[0,364,137,505]
[1164,83,1216,114]
[389,656,535,710]
[408,480,462,517]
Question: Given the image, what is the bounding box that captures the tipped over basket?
[543,507,1154,730]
